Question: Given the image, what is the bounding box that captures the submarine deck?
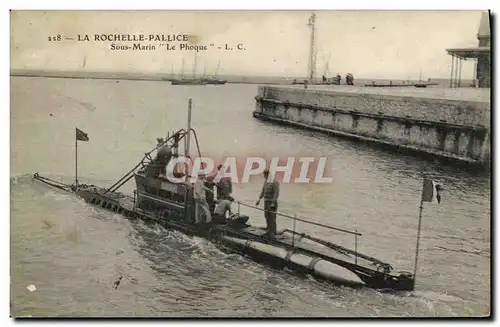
[83,185,382,272]
[88,184,385,271]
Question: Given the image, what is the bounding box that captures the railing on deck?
[236,201,361,265]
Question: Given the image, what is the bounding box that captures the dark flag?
[421,178,442,204]
[76,128,89,142]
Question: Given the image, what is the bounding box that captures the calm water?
[10,76,490,317]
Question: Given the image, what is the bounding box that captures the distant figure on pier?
[335,73,342,85]
[346,73,354,85]
[322,75,327,82]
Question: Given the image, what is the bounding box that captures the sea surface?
[10,76,491,317]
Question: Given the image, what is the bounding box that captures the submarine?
[33,99,416,292]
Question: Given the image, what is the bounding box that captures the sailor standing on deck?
[204,175,216,213]
[255,169,280,238]
[193,173,212,225]
[215,164,233,200]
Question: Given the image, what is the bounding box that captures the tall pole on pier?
[307,12,317,83]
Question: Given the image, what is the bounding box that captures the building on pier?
[446,11,491,88]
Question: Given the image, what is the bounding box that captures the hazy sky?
[10,10,485,79]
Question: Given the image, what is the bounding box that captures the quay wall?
[253,86,490,165]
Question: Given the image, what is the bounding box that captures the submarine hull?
[32,173,415,292]
[218,235,366,287]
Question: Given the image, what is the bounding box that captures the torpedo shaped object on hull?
[221,236,365,286]
[288,252,365,286]
[313,259,365,286]
[222,236,289,259]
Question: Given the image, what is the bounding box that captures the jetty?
[253,85,490,166]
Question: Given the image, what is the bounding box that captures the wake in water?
[432,245,488,257]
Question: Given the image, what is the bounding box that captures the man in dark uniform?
[145,145,171,178]
[255,169,280,238]
[216,164,233,200]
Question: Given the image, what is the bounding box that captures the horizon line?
[10,68,459,82]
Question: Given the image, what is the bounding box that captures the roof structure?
[445,11,490,88]
[446,47,490,60]
[446,11,490,60]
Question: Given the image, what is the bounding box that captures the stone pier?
[253,85,490,166]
